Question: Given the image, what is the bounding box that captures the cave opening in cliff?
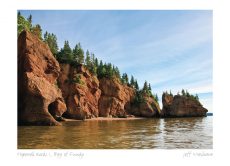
[48,101,56,117]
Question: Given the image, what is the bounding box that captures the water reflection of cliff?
[161,117,211,149]
[18,117,212,149]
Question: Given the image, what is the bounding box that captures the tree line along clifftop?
[18,12,159,104]
[17,13,208,125]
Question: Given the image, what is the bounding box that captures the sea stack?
[161,92,208,117]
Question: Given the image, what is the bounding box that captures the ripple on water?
[18,117,213,149]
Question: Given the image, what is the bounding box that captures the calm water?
[18,117,212,149]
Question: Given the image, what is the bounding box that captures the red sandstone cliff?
[58,64,101,119]
[58,65,161,119]
[161,93,208,117]
[18,31,207,126]
[129,95,161,117]
[98,78,135,117]
[98,78,161,118]
[18,30,66,125]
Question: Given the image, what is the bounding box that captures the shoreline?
[64,117,147,122]
[63,115,212,122]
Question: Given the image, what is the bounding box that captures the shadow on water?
[18,117,212,149]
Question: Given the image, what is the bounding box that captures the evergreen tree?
[130,75,135,87]
[121,73,129,84]
[78,44,85,64]
[112,65,115,76]
[97,61,107,78]
[148,83,151,91]
[44,32,59,56]
[72,43,78,63]
[181,89,186,96]
[57,49,63,61]
[101,67,106,77]
[99,60,103,68]
[155,94,159,102]
[169,90,173,96]
[91,53,95,64]
[97,60,104,78]
[95,58,99,68]
[143,81,148,93]
[73,43,84,64]
[17,12,31,36]
[106,63,113,78]
[186,90,190,97]
[114,66,120,79]
[17,13,42,40]
[88,52,97,75]
[27,14,32,30]
[44,31,48,40]
[134,80,139,90]
[121,73,125,84]
[58,41,73,62]
[85,50,91,67]
[148,83,153,96]
[91,65,97,75]
[64,41,73,60]
[27,14,32,24]
[126,74,129,84]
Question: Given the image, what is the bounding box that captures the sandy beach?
[64,117,147,122]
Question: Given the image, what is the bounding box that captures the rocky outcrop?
[161,93,208,117]
[58,64,101,119]
[17,31,209,126]
[98,78,161,118]
[58,68,161,119]
[129,95,161,117]
[18,30,66,125]
[98,78,135,117]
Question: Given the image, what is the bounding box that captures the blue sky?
[19,10,213,112]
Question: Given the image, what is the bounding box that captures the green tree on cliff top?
[121,73,129,85]
[73,43,84,64]
[17,12,42,40]
[44,31,59,57]
[143,81,149,93]
[134,80,139,90]
[181,89,186,96]
[130,75,135,87]
[57,41,73,62]
[27,14,32,30]
[85,50,91,66]
[89,53,97,75]
[17,12,31,36]
[113,66,120,79]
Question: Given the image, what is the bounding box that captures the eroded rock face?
[58,64,101,119]
[161,93,208,117]
[98,78,161,118]
[98,78,135,117]
[129,95,161,117]
[18,30,66,125]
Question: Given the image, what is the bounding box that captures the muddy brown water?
[18,116,212,149]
